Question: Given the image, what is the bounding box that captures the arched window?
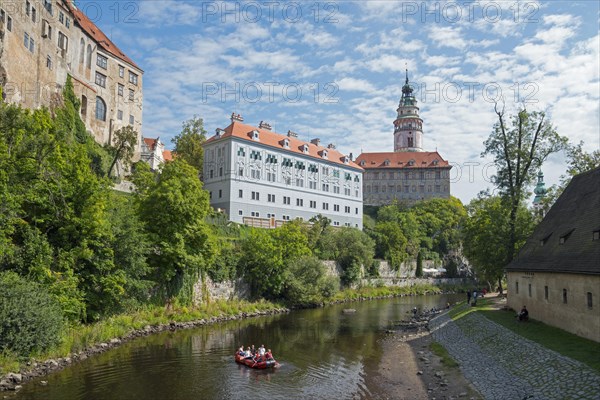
[95,97,106,121]
[79,39,85,64]
[408,137,413,147]
[86,44,92,69]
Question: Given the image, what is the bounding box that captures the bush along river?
[12,294,462,400]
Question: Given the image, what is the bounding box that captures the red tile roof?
[163,150,173,161]
[206,120,363,170]
[67,2,141,71]
[355,152,451,169]
[143,137,158,150]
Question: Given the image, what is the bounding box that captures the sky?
[77,0,599,204]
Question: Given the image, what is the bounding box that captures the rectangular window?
[129,89,135,101]
[209,170,214,179]
[29,37,34,52]
[118,84,124,97]
[238,190,243,198]
[117,110,123,120]
[309,181,317,189]
[296,178,304,187]
[6,16,11,31]
[250,150,262,160]
[345,206,351,213]
[31,7,36,22]
[323,202,329,210]
[515,281,519,294]
[129,115,134,125]
[563,289,567,304]
[57,31,68,52]
[95,72,106,88]
[267,194,274,202]
[528,284,532,297]
[237,147,246,157]
[43,0,52,14]
[24,32,29,48]
[544,286,548,300]
[218,189,222,198]
[355,207,359,214]
[333,186,340,194]
[97,54,108,69]
[219,167,223,177]
[251,169,261,180]
[129,71,138,85]
[26,1,30,15]
[119,66,125,78]
[46,55,52,69]
[251,191,260,201]
[309,200,316,208]
[587,292,593,309]
[322,183,329,192]
[59,11,64,23]
[283,196,290,205]
[333,204,340,212]
[296,198,303,207]
[267,171,276,182]
[238,210,243,216]
[65,17,70,28]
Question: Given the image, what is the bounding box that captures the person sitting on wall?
[518,305,529,322]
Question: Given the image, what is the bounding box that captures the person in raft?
[265,349,273,360]
[238,345,245,356]
[258,344,266,356]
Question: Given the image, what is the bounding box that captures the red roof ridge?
[208,121,362,171]
[356,151,450,169]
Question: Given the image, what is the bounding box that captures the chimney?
[327,143,336,149]
[231,113,244,122]
[287,130,298,138]
[310,138,320,146]
[258,121,272,130]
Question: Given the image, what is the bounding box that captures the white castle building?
[203,114,364,229]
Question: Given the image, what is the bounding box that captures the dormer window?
[559,229,574,245]
[540,233,552,247]
[343,156,349,164]
[408,159,415,166]
[251,130,260,141]
[384,159,390,166]
[359,160,366,167]
[302,144,309,154]
[433,159,439,166]
[321,150,328,159]
[282,138,290,148]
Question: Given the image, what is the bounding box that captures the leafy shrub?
[0,272,64,357]
[283,256,338,306]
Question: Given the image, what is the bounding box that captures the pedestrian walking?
[467,290,472,305]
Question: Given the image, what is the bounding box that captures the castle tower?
[393,69,423,152]
[533,171,547,216]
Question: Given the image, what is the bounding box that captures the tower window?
[563,289,567,304]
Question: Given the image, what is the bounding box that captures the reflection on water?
[15,294,461,400]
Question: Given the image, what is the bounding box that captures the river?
[15,294,462,400]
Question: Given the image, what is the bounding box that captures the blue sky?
[77,0,599,203]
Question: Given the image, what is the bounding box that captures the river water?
[15,294,461,400]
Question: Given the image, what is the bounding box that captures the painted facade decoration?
[203,114,364,229]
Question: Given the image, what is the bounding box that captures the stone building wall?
[507,271,600,342]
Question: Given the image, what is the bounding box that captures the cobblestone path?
[430,312,600,400]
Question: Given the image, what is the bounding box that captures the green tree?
[283,256,338,306]
[271,219,312,261]
[239,228,284,299]
[139,159,215,299]
[329,228,375,286]
[373,221,408,270]
[415,251,423,278]
[484,106,567,264]
[0,272,64,357]
[108,125,138,178]
[462,194,535,291]
[172,115,206,176]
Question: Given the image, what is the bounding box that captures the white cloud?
[336,77,377,93]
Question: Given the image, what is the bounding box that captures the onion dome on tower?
[393,69,423,152]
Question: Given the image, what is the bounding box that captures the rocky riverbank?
[0,307,290,392]
[376,307,481,400]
